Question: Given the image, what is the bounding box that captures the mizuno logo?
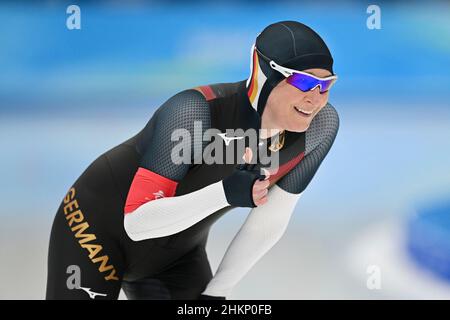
[66,265,108,299]
[217,133,244,146]
[79,287,107,299]
[153,190,165,199]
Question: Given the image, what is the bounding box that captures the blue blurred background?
[1,0,450,299]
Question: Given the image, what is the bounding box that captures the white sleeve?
[124,181,230,241]
[202,184,302,297]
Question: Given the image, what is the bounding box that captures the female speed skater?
[46,20,339,300]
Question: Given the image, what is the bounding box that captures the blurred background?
[1,0,450,299]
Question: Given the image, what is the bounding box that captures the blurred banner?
[1,0,449,115]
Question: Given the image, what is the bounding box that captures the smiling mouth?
[294,106,313,116]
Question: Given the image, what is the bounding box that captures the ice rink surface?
[1,104,449,299]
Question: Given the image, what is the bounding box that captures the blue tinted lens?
[287,73,335,93]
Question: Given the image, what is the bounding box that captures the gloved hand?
[222,147,269,208]
[198,294,226,300]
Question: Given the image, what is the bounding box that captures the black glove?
[222,162,266,208]
[198,294,226,300]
